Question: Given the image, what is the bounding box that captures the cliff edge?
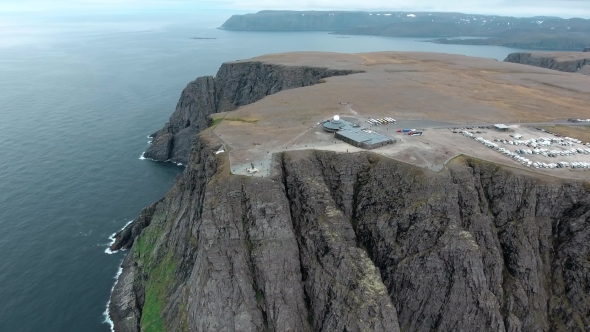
[110,129,590,331]
[504,52,590,75]
[144,62,360,164]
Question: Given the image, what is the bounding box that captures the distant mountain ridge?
[220,11,590,51]
[221,10,425,31]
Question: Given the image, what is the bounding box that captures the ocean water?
[0,12,526,332]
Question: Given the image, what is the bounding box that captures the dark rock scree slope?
[144,62,359,164]
[110,62,590,332]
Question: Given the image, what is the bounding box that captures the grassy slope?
[133,203,178,332]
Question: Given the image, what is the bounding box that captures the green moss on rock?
[130,202,179,332]
[140,254,177,332]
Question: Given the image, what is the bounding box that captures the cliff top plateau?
[204,52,590,179]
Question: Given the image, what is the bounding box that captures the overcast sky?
[1,0,589,18]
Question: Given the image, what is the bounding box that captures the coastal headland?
[110,52,590,332]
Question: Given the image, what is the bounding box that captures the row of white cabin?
[366,118,396,126]
[532,161,590,169]
[496,136,584,148]
[515,148,590,157]
[462,131,590,170]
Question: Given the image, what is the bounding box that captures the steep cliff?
[112,52,590,331]
[504,52,590,75]
[110,125,590,331]
[144,62,360,164]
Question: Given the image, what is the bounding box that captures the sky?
[0,0,589,18]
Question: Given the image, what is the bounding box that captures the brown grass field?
[210,52,590,179]
[540,125,590,142]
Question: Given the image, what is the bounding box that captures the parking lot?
[419,125,590,178]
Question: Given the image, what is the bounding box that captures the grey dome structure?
[322,116,395,149]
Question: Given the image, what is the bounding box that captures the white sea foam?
[163,158,184,167]
[141,154,184,166]
[103,218,134,329]
[104,236,117,254]
[104,246,116,255]
[104,219,134,254]
[103,262,124,332]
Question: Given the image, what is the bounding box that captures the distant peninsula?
[220,10,590,51]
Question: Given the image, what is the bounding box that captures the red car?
[396,129,402,133]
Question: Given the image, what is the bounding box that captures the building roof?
[323,118,358,131]
[324,116,393,147]
[336,128,393,145]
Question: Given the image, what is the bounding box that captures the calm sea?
[0,12,526,332]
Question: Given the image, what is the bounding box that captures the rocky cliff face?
[143,63,360,164]
[112,54,590,331]
[504,52,590,75]
[110,125,590,331]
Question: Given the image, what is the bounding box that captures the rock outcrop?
[143,63,360,164]
[110,125,590,331]
[504,52,590,75]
